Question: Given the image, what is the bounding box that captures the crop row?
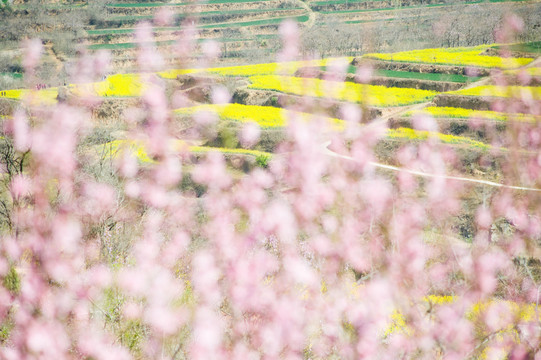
[373,69,481,83]
[159,58,351,78]
[174,103,344,128]
[88,35,278,50]
[0,74,145,103]
[88,13,308,36]
[315,0,529,10]
[198,14,309,28]
[247,75,438,107]
[448,85,541,98]
[98,139,272,164]
[364,45,533,69]
[107,0,273,8]
[405,106,540,122]
[107,7,303,22]
[387,127,491,150]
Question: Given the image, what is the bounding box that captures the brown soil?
[91,97,141,123]
[368,76,463,92]
[433,94,492,111]
[294,67,463,91]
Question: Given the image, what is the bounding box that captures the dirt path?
[295,0,316,30]
[321,140,541,192]
[44,45,63,73]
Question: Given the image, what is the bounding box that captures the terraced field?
[58,0,538,70]
[1,42,539,177]
[1,36,541,357]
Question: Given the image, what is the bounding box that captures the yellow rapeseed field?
[504,67,541,76]
[385,296,541,345]
[248,75,438,107]
[448,85,541,98]
[97,139,272,164]
[73,73,145,97]
[0,88,59,105]
[189,146,272,158]
[364,45,533,69]
[387,127,490,150]
[0,73,145,103]
[159,57,353,79]
[174,103,344,129]
[407,106,539,122]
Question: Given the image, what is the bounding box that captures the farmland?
[2,0,539,72]
[2,0,541,358]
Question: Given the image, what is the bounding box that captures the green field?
[87,28,136,35]
[88,34,278,50]
[0,73,23,79]
[108,0,273,7]
[198,14,309,28]
[320,65,481,82]
[374,69,481,83]
[107,7,304,23]
[88,14,308,36]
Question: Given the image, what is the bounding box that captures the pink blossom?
[240,122,261,148]
[22,38,43,73]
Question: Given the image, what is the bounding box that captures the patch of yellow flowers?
[0,88,59,105]
[406,106,539,122]
[248,75,438,107]
[387,127,490,150]
[159,57,353,79]
[504,67,541,76]
[0,73,145,103]
[72,73,145,97]
[96,139,272,164]
[189,146,272,158]
[174,103,344,129]
[384,296,541,348]
[448,85,541,99]
[364,45,533,69]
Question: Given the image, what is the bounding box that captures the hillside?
[2,2,541,359]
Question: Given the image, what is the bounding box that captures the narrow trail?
[321,141,541,192]
[45,45,63,74]
[325,54,541,193]
[295,0,316,30]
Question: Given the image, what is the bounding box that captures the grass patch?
[198,14,309,28]
[158,57,351,78]
[374,69,481,83]
[87,28,136,35]
[0,73,22,79]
